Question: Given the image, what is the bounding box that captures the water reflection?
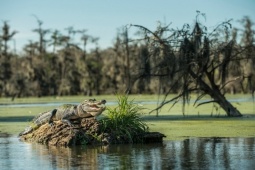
[0,136,254,170]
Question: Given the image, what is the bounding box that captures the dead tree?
[132,13,246,117]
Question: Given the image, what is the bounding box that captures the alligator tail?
[19,110,56,136]
[18,126,33,136]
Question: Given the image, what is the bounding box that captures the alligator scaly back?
[32,110,52,126]
[19,99,107,137]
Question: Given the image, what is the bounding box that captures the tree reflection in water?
[0,137,254,169]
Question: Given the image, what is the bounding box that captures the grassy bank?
[0,94,255,140]
[145,117,255,140]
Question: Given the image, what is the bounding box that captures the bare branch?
[196,100,218,108]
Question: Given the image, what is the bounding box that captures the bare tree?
[0,21,17,96]
[49,30,61,53]
[113,26,134,93]
[32,16,50,55]
[239,16,255,94]
[132,13,248,117]
[85,37,102,96]
[0,21,17,55]
[78,29,89,57]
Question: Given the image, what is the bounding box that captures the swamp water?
[0,136,254,170]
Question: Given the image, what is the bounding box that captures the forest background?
[0,15,254,99]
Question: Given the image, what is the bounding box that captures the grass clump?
[100,95,148,143]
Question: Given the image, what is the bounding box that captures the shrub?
[100,95,148,143]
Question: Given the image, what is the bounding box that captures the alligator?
[19,99,106,136]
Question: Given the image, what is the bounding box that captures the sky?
[0,0,254,52]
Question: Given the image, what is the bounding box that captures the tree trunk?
[190,70,242,117]
[124,28,131,94]
[205,84,242,117]
[211,90,242,117]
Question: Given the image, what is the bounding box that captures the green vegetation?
[100,95,148,143]
[0,95,254,140]
[146,118,255,140]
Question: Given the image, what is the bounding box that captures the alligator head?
[78,99,107,117]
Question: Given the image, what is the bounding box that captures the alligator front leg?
[61,118,73,127]
[48,109,57,126]
[61,113,75,127]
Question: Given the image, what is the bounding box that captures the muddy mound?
[20,118,165,147]
[20,118,100,146]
